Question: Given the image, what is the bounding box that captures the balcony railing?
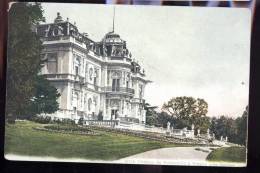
[102,87,135,95]
[131,98,145,104]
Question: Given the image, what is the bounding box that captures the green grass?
[206,147,246,162]
[5,121,186,160]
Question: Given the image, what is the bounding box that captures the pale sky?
[42,3,251,118]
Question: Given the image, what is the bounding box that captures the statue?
[165,121,171,136]
[207,128,210,139]
[197,129,200,137]
[220,136,223,141]
[225,136,228,142]
[167,121,171,131]
[191,124,194,130]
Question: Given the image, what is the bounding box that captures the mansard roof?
[37,12,148,78]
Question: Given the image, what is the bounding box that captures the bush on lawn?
[52,118,76,125]
[44,124,91,133]
[31,116,51,124]
[78,117,84,125]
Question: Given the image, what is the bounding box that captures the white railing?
[83,120,118,127]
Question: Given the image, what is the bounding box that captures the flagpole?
[112,6,115,32]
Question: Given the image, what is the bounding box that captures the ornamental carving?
[111,71,121,79]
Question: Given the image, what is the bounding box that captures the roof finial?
[112,6,115,33]
[54,12,63,23]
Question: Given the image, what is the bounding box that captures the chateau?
[36,13,150,124]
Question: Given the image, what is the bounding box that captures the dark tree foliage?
[97,111,103,121]
[6,3,59,120]
[236,106,248,145]
[210,106,248,145]
[144,103,158,126]
[24,76,60,119]
[162,96,209,132]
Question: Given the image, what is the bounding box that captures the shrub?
[78,117,84,125]
[60,118,75,125]
[98,111,103,121]
[51,118,75,125]
[31,116,51,124]
[44,125,91,133]
[6,113,16,124]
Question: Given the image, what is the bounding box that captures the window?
[75,66,79,76]
[89,68,93,81]
[139,85,143,99]
[112,79,120,91]
[47,53,57,73]
[93,70,98,86]
[74,57,80,75]
[88,98,92,111]
[107,71,110,85]
[72,92,79,107]
[84,94,87,111]
[85,63,88,79]
[94,77,97,86]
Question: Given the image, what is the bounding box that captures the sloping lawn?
[206,146,246,162]
[5,121,180,160]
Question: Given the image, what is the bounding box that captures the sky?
[42,3,251,118]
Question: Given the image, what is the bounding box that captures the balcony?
[131,98,145,104]
[102,87,135,95]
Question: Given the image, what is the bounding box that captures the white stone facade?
[37,13,150,124]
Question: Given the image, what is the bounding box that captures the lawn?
[206,146,246,162]
[5,121,181,160]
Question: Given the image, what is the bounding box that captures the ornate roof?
[102,31,125,44]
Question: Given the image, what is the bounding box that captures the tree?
[162,96,209,132]
[144,103,158,126]
[156,112,172,128]
[210,116,233,140]
[6,3,59,121]
[25,76,60,118]
[236,106,248,145]
[97,111,103,121]
[209,106,248,146]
